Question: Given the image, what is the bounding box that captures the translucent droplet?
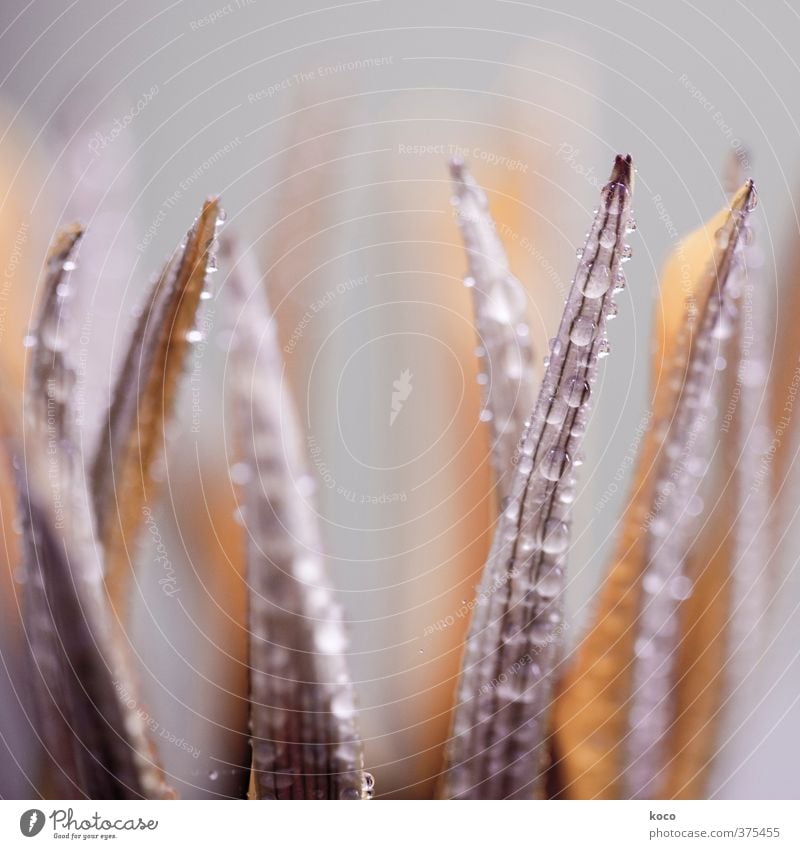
[463,276,475,289]
[576,247,584,260]
[712,313,733,339]
[22,334,37,348]
[331,690,354,719]
[606,304,618,321]
[546,398,567,426]
[581,265,611,298]
[550,337,563,356]
[518,455,533,475]
[479,408,493,422]
[62,260,77,272]
[620,244,633,262]
[536,565,563,597]
[200,290,212,301]
[540,447,569,481]
[625,217,637,234]
[56,282,71,298]
[476,373,488,386]
[209,770,219,781]
[570,316,596,347]
[206,256,218,274]
[216,208,228,225]
[669,575,693,600]
[596,339,611,358]
[565,376,590,408]
[474,345,486,358]
[339,787,361,800]
[613,270,626,293]
[539,520,569,554]
[315,621,346,654]
[186,329,204,343]
[229,462,251,485]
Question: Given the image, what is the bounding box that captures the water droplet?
[316,621,346,654]
[186,329,204,343]
[474,345,486,358]
[518,455,533,475]
[597,339,611,358]
[558,485,576,505]
[606,304,618,321]
[229,462,251,485]
[539,520,569,554]
[56,282,71,298]
[216,208,228,225]
[576,247,584,260]
[540,447,569,481]
[536,565,563,597]
[331,690,354,719]
[714,356,727,371]
[200,290,212,301]
[339,787,361,800]
[22,334,37,349]
[570,316,596,347]
[463,276,475,289]
[206,256,218,274]
[209,770,219,781]
[613,270,626,293]
[476,373,488,385]
[620,244,633,262]
[565,376,590,408]
[669,575,693,600]
[546,398,567,426]
[712,313,733,339]
[625,217,637,234]
[479,408,493,422]
[62,260,77,272]
[581,265,611,298]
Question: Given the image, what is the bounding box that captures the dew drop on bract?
[581,265,611,298]
[540,447,569,481]
[539,520,569,554]
[570,316,596,347]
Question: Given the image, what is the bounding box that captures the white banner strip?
[1,800,798,848]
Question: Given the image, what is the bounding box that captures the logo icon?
[390,369,413,426]
[20,809,45,837]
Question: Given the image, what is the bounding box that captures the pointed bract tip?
[610,154,633,188]
[449,155,466,181]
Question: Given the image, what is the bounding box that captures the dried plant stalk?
[551,181,757,799]
[19,228,167,798]
[222,234,368,800]
[91,200,221,608]
[450,159,536,502]
[441,155,634,799]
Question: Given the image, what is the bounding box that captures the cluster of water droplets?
[450,158,536,503]
[625,186,757,800]
[225,239,366,800]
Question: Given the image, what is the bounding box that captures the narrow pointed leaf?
[223,234,368,800]
[450,159,536,502]
[19,229,168,798]
[442,155,634,800]
[551,181,757,799]
[91,199,221,608]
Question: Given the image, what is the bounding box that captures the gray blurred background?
[0,0,798,799]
